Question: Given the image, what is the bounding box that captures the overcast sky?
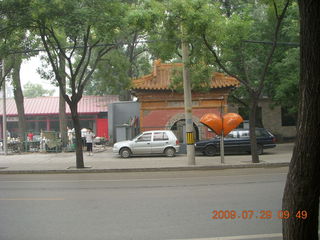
[20,55,59,96]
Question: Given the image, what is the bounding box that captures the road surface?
[0,167,298,240]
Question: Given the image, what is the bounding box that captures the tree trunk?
[12,56,27,140]
[249,94,259,163]
[58,53,67,148]
[59,85,67,147]
[69,103,84,168]
[282,1,320,239]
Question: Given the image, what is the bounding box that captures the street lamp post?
[1,59,8,155]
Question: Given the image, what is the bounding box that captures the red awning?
[0,95,119,116]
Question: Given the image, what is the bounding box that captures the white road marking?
[170,232,320,240]
[0,198,64,201]
[169,233,283,240]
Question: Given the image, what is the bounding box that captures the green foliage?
[80,0,156,97]
[270,48,299,113]
[84,50,131,95]
[141,0,222,92]
[126,0,163,32]
[266,2,299,113]
[192,0,299,112]
[1,0,299,110]
[2,0,129,96]
[170,62,214,92]
[84,48,152,95]
[23,81,55,98]
[145,0,298,123]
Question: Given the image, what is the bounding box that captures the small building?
[108,101,140,143]
[131,60,239,143]
[0,95,119,139]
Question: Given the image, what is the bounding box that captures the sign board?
[7,116,19,122]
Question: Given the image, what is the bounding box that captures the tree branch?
[46,26,74,85]
[133,48,147,59]
[256,0,290,97]
[239,47,250,83]
[202,32,255,95]
[73,26,91,84]
[38,22,71,105]
[230,94,249,107]
[272,0,279,19]
[0,58,14,90]
[78,46,115,96]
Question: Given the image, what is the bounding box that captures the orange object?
[200,113,223,135]
[222,113,243,136]
[200,113,243,136]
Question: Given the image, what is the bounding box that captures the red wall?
[96,118,108,138]
[142,108,220,129]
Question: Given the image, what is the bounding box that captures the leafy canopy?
[23,81,55,98]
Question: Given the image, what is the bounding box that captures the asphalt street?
[0,168,291,240]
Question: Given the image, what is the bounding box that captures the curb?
[0,162,289,174]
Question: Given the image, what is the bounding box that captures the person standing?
[67,127,74,145]
[27,132,34,141]
[85,128,95,156]
[81,128,88,148]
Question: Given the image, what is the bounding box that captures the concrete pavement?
[0,143,293,174]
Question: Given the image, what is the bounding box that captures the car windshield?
[132,133,143,141]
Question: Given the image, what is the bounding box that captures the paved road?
[0,168,292,240]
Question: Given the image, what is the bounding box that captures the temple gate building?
[131,60,240,143]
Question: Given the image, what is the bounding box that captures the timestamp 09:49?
[211,210,308,220]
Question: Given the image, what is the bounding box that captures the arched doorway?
[170,119,199,144]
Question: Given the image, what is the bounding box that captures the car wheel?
[164,147,176,157]
[120,148,131,158]
[204,145,216,156]
[257,145,263,155]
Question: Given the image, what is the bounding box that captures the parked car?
[113,130,180,158]
[195,128,276,156]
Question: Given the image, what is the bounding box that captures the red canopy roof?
[0,95,119,116]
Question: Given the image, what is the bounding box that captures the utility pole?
[181,31,195,165]
[1,59,8,155]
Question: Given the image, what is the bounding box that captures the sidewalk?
[0,143,293,174]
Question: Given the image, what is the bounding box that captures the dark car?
[195,128,276,156]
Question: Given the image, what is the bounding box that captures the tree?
[84,48,151,96]
[199,0,291,163]
[84,1,154,99]
[23,81,55,98]
[37,51,69,148]
[282,0,320,239]
[27,0,127,168]
[58,52,68,148]
[0,5,39,140]
[144,0,292,163]
[0,54,28,141]
[84,50,132,96]
[266,2,299,114]
[11,54,28,139]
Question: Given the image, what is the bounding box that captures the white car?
[113,130,180,158]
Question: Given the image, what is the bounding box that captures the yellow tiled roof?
[132,60,240,90]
